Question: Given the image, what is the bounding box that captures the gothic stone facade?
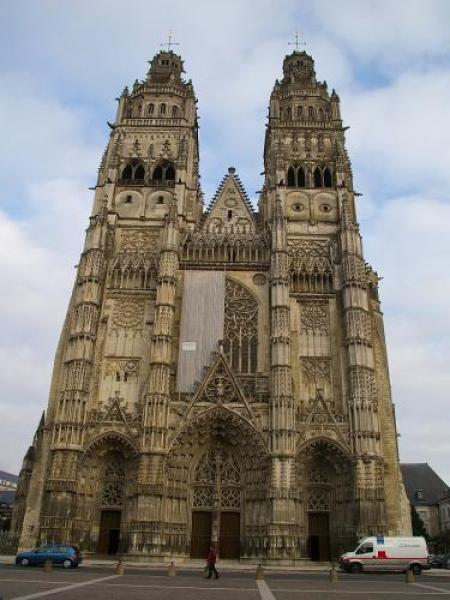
[13,49,411,562]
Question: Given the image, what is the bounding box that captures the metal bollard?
[168,561,176,576]
[256,563,264,580]
[43,560,52,573]
[406,569,415,583]
[115,560,125,575]
[329,564,338,583]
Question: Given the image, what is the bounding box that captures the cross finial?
[288,31,306,52]
[160,30,179,52]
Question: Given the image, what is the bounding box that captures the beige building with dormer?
[13,48,411,563]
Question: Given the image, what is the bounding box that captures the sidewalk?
[0,555,331,571]
[2,554,449,576]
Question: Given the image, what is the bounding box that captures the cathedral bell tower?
[260,49,410,559]
[14,49,201,553]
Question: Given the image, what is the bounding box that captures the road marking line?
[414,582,450,594]
[269,589,445,595]
[107,583,256,591]
[0,579,68,584]
[10,574,120,599]
[267,578,409,584]
[257,580,276,600]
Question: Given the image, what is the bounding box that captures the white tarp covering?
[177,270,225,392]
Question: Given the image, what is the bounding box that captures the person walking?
[206,545,220,579]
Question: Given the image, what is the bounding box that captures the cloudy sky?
[1,0,450,485]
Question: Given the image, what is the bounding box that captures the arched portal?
[166,407,269,559]
[297,438,356,561]
[97,453,125,554]
[73,433,138,555]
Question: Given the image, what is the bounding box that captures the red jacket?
[207,548,217,563]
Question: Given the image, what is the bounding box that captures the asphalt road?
[1,565,450,600]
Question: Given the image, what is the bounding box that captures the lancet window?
[223,279,258,373]
[314,167,322,187]
[120,162,146,183]
[313,166,333,189]
[287,165,306,188]
[151,161,176,183]
[287,166,296,187]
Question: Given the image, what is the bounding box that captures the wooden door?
[308,512,330,561]
[191,511,212,558]
[98,510,121,555]
[219,512,240,559]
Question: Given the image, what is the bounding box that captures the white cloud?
[0,208,73,471]
[345,70,450,194]
[0,73,101,185]
[363,194,450,482]
[309,0,450,73]
[0,71,97,472]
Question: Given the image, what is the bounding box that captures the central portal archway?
[166,406,269,560]
[191,448,241,559]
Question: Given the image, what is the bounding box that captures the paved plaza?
[1,565,450,600]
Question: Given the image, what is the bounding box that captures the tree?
[411,505,428,539]
[430,529,450,554]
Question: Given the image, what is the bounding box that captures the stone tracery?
[192,448,241,510]
[101,460,125,507]
[288,240,333,293]
[224,279,258,374]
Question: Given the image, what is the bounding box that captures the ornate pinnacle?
[274,194,284,220]
[340,191,356,229]
[167,197,178,223]
[99,192,109,223]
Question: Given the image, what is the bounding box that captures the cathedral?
[13,46,411,563]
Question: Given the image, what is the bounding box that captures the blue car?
[16,544,82,568]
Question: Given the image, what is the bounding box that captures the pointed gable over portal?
[185,350,256,424]
[202,167,256,233]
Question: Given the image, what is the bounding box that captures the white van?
[339,536,429,574]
